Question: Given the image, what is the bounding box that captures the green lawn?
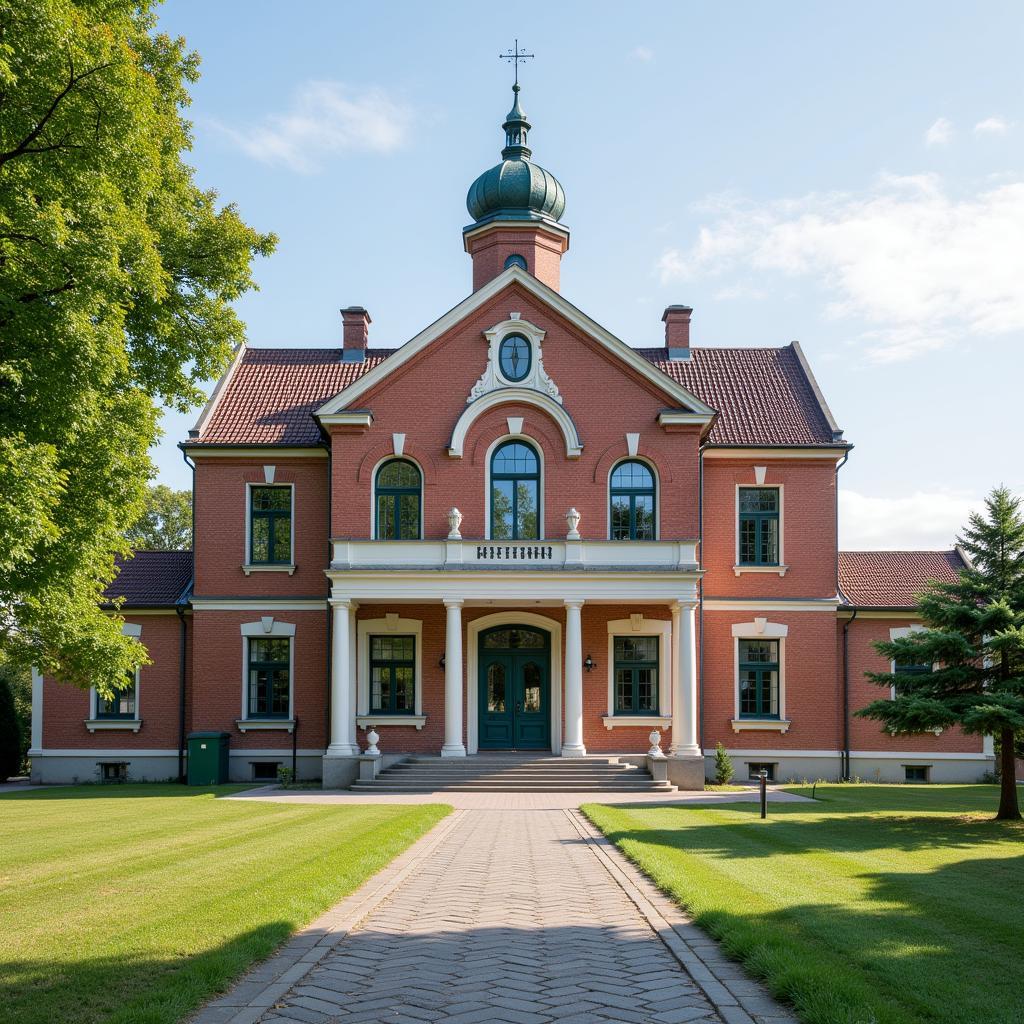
[584,785,1024,1024]
[0,785,449,1024]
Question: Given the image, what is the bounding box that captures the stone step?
[376,772,651,783]
[349,781,675,793]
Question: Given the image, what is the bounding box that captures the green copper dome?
[466,85,566,226]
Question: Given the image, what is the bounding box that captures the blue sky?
[155,0,1024,548]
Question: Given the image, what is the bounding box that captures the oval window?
[499,334,531,382]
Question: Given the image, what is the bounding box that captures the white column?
[670,600,701,756]
[563,599,587,756]
[441,598,466,757]
[327,599,359,755]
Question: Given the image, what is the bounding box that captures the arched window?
[610,460,656,540]
[490,440,540,540]
[375,459,421,540]
[504,253,527,271]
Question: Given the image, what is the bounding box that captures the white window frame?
[243,481,296,575]
[238,618,296,731]
[730,619,790,732]
[601,616,672,729]
[370,455,425,541]
[733,483,788,576]
[87,622,143,732]
[889,624,941,733]
[484,434,545,541]
[356,615,426,729]
[606,458,660,541]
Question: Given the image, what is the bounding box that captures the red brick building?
[31,88,991,786]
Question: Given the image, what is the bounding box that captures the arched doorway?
[477,625,551,750]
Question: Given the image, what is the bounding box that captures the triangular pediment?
[315,265,716,422]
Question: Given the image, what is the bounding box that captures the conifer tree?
[714,742,734,786]
[857,487,1024,820]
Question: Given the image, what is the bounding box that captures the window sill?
[733,564,789,577]
[236,718,296,733]
[357,715,427,731]
[602,715,671,730]
[85,719,142,733]
[242,564,297,576]
[730,718,791,733]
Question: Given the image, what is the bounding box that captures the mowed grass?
[0,785,449,1024]
[584,785,1024,1024]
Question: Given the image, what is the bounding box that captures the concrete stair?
[350,754,675,793]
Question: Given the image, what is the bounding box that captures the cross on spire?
[499,39,534,87]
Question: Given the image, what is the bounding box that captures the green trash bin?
[187,731,230,785]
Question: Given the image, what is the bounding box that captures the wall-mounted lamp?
[583,655,596,673]
[439,655,446,669]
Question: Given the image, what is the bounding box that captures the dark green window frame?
[247,637,291,719]
[738,487,780,566]
[613,636,659,715]
[490,440,540,540]
[96,671,137,719]
[738,638,780,719]
[249,485,292,565]
[369,635,416,714]
[610,460,656,540]
[375,459,422,540]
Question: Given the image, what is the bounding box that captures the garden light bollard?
[366,726,381,757]
[759,768,768,819]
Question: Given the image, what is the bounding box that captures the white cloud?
[657,173,1024,362]
[925,117,954,146]
[629,46,655,62]
[214,82,412,173]
[839,489,979,549]
[974,116,1009,136]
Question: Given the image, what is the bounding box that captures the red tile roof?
[103,550,193,607]
[839,550,966,609]
[194,348,395,446]
[189,342,841,448]
[638,345,839,446]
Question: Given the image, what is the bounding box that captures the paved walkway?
[195,807,796,1024]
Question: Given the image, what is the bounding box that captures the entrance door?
[478,626,551,750]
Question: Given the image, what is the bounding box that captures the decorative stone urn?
[647,729,665,758]
[565,507,581,540]
[365,726,381,757]
[447,507,463,540]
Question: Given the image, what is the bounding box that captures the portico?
[322,534,704,787]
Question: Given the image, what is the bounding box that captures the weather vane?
[499,39,534,87]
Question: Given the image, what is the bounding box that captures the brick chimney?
[662,305,693,360]
[341,307,370,363]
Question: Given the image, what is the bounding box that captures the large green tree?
[0,2,275,693]
[858,487,1024,820]
[125,483,191,549]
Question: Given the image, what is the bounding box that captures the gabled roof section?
[839,550,966,609]
[639,343,842,447]
[103,550,194,608]
[189,347,395,446]
[316,265,716,421]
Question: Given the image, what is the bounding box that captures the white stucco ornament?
[565,507,581,540]
[365,727,381,756]
[447,507,463,540]
[648,729,665,758]
[468,317,562,404]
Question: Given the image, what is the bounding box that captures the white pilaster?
[563,599,587,756]
[327,599,359,755]
[441,598,466,757]
[670,600,701,756]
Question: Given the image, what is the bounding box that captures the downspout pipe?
[835,449,851,781]
[175,603,189,783]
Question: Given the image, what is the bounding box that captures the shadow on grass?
[656,853,1024,1024]
[0,922,293,1024]
[0,783,250,802]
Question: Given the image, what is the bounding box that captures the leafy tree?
[0,2,275,691]
[0,673,22,780]
[858,487,1024,820]
[126,484,192,550]
[714,741,734,785]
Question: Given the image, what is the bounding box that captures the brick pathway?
[195,809,796,1024]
